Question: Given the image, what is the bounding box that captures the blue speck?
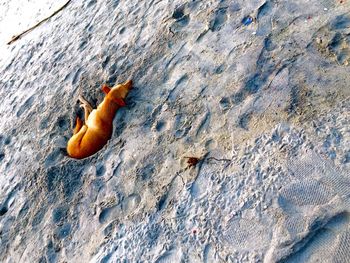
[242,16,253,26]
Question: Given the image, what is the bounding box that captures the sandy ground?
[0,0,349,262]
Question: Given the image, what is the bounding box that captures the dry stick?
[7,0,72,45]
[206,156,231,163]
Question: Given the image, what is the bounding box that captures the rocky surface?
[0,0,349,262]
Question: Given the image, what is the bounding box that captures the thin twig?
[7,0,72,45]
[206,156,231,163]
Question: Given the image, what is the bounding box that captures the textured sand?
[0,0,349,262]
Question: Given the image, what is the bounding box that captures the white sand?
[0,0,349,262]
